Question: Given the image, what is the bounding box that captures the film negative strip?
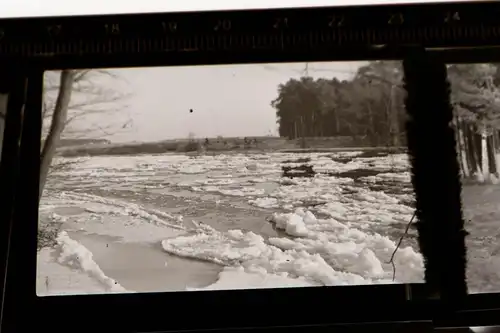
[1,2,500,333]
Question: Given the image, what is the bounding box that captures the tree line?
[271,61,500,182]
[271,61,405,147]
[449,63,500,181]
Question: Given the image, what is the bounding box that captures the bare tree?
[39,71,75,199]
[39,69,132,200]
[42,69,132,142]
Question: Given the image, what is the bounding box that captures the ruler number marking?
[273,17,288,29]
[388,13,404,25]
[104,23,120,35]
[444,11,460,23]
[328,15,345,27]
[214,19,231,31]
[162,22,178,32]
[47,24,62,36]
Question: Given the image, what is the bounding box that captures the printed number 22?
[328,15,345,27]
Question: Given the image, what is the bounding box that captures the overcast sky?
[54,62,362,143]
[14,0,470,143]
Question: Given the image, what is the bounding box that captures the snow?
[472,171,500,185]
[162,208,423,286]
[55,231,128,292]
[187,266,319,291]
[40,191,186,243]
[37,231,131,295]
[37,248,106,295]
[249,197,280,209]
[39,151,423,294]
[461,184,500,293]
[359,172,412,183]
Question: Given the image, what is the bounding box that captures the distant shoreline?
[56,136,407,158]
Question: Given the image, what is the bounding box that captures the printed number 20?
[214,20,231,31]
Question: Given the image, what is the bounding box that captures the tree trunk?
[480,126,489,181]
[494,130,500,177]
[473,126,483,177]
[390,84,400,146]
[333,109,340,134]
[39,70,75,201]
[487,134,497,176]
[311,112,316,137]
[454,115,469,178]
[461,121,474,178]
[300,116,307,148]
[0,94,8,161]
[452,113,461,174]
[465,123,480,177]
[366,103,376,146]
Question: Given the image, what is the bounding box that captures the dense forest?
[272,61,405,146]
[271,61,500,182]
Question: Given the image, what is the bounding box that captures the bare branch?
[73,70,93,82]
[42,69,132,141]
[386,212,416,281]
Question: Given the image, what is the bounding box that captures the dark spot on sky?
[189,109,193,113]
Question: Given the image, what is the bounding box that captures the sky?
[54,62,363,143]
[24,0,472,143]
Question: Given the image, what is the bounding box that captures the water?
[68,231,222,292]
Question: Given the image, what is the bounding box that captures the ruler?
[0,2,499,66]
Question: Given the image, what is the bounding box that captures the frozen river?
[36,151,499,295]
